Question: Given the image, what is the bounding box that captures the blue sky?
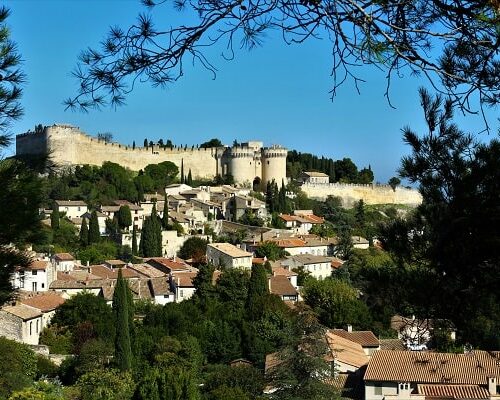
[3,0,497,183]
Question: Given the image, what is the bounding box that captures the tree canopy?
[65,0,500,125]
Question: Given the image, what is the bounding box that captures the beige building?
[0,304,43,345]
[55,200,88,219]
[300,171,330,184]
[206,243,253,270]
[281,254,333,280]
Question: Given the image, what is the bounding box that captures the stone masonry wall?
[301,183,422,207]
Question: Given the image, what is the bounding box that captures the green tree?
[131,224,138,256]
[0,337,37,399]
[246,263,269,320]
[77,240,118,265]
[113,269,133,371]
[140,207,162,257]
[88,210,100,244]
[200,138,223,148]
[79,218,89,246]
[50,203,60,230]
[77,369,135,400]
[117,205,132,230]
[357,166,374,184]
[8,380,66,400]
[255,241,287,261]
[388,176,401,190]
[162,198,169,229]
[354,199,365,228]
[144,161,179,191]
[384,88,500,348]
[187,169,193,186]
[302,278,372,330]
[178,237,208,262]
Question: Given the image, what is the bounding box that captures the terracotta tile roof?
[104,259,126,266]
[418,384,490,399]
[351,236,369,245]
[128,279,154,299]
[113,200,143,211]
[100,205,120,212]
[379,338,406,351]
[53,253,74,261]
[148,278,172,296]
[325,331,369,368]
[364,350,500,384]
[252,257,267,265]
[128,263,166,278]
[331,257,345,269]
[271,266,298,277]
[269,275,298,297]
[28,260,50,270]
[279,214,298,222]
[331,329,380,348]
[20,293,66,312]
[171,271,197,287]
[208,243,253,258]
[287,254,332,264]
[145,257,191,272]
[268,238,308,248]
[89,265,139,280]
[55,200,87,207]
[2,304,42,320]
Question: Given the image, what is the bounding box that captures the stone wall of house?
[301,183,422,207]
[0,310,22,342]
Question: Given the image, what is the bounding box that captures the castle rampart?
[301,182,422,207]
[16,124,288,187]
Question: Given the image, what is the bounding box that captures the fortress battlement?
[16,124,287,187]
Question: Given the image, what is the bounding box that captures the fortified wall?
[301,183,422,207]
[16,124,287,186]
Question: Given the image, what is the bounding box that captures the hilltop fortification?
[16,124,287,187]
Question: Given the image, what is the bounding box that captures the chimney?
[488,377,497,395]
[347,324,353,332]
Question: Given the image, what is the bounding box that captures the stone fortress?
[16,124,287,188]
[16,123,422,206]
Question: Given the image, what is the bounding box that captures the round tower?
[261,145,288,187]
[228,147,260,186]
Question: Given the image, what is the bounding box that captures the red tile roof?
[89,265,139,280]
[53,253,74,261]
[331,329,379,348]
[28,260,50,270]
[325,331,369,368]
[269,275,298,297]
[172,272,197,287]
[364,350,500,384]
[21,293,66,312]
[418,384,490,399]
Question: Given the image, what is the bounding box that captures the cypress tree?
[51,203,60,230]
[88,210,100,244]
[144,138,148,148]
[113,269,132,371]
[79,218,89,246]
[187,169,192,185]
[162,198,169,229]
[117,205,132,230]
[180,159,184,184]
[132,224,138,256]
[246,263,269,320]
[151,204,162,256]
[132,140,136,150]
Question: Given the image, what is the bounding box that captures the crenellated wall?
[301,182,422,207]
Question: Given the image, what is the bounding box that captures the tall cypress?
[51,203,60,230]
[88,210,100,244]
[79,218,89,246]
[132,224,138,256]
[162,198,169,229]
[151,203,162,256]
[180,158,184,184]
[246,263,269,320]
[113,269,132,371]
[187,169,192,185]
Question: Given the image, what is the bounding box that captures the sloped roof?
[89,265,139,280]
[128,263,166,278]
[21,292,66,312]
[148,278,172,296]
[208,243,252,258]
[331,329,380,348]
[2,304,42,320]
[53,253,74,261]
[269,275,298,297]
[287,254,332,264]
[28,260,50,270]
[113,200,143,211]
[325,331,369,368]
[364,350,500,384]
[271,266,298,277]
[379,338,406,351]
[418,384,490,399]
[302,171,329,177]
[55,200,87,207]
[145,257,191,272]
[171,271,197,287]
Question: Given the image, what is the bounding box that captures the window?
[32,282,37,291]
[32,270,38,275]
[41,283,45,289]
[374,384,383,396]
[30,321,32,335]
[180,290,184,297]
[36,320,39,333]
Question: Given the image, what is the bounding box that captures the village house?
[300,171,330,184]
[279,210,324,234]
[364,350,500,400]
[268,275,299,302]
[51,253,76,272]
[266,236,330,257]
[81,210,108,235]
[206,243,253,270]
[281,254,333,280]
[179,188,211,202]
[0,304,43,345]
[165,183,193,196]
[55,200,88,219]
[20,292,66,330]
[331,327,380,357]
[325,330,369,373]
[271,266,299,289]
[148,277,175,305]
[11,259,55,293]
[352,235,370,249]
[170,272,197,302]
[223,194,267,222]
